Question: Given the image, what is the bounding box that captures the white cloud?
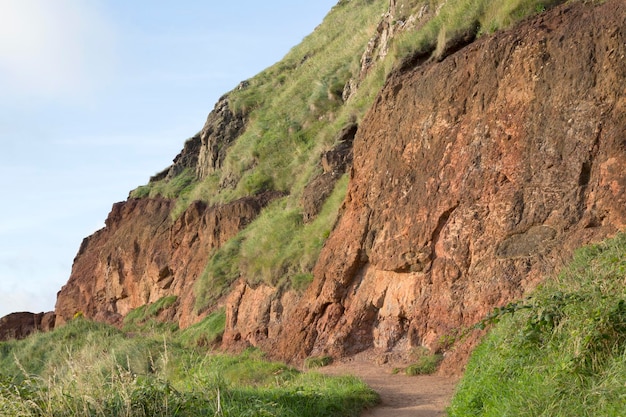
[0,0,116,100]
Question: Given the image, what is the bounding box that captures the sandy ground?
[319,359,458,417]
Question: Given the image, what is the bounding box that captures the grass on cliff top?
[448,232,626,417]
[0,318,378,417]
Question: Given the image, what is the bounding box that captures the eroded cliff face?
[44,0,625,376]
[265,0,626,373]
[55,192,282,328]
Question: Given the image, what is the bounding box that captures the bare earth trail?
[319,359,458,417]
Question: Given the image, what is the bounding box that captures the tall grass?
[448,232,626,416]
[0,318,378,416]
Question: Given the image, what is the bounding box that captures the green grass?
[393,0,566,64]
[0,318,378,417]
[403,347,444,375]
[177,308,226,348]
[195,175,349,311]
[448,232,626,417]
[122,296,180,334]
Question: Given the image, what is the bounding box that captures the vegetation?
[393,0,565,63]
[177,308,226,348]
[195,176,349,311]
[448,232,626,416]
[0,318,378,416]
[404,347,444,375]
[304,356,334,370]
[123,296,179,333]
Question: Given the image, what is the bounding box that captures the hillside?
[2,0,624,381]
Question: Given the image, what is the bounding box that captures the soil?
[319,358,458,417]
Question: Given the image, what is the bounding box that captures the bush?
[405,351,444,376]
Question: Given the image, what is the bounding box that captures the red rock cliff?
[267,0,626,372]
[55,192,283,328]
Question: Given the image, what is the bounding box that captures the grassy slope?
[0,318,378,416]
[449,233,626,416]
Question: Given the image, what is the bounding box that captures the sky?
[0,0,338,318]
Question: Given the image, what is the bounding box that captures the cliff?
[270,0,626,372]
[3,0,624,376]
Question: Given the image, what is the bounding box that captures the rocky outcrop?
[36,0,624,379]
[301,123,357,222]
[0,312,55,341]
[148,93,247,184]
[344,0,433,100]
[150,132,202,182]
[55,192,283,328]
[196,95,247,180]
[267,0,626,373]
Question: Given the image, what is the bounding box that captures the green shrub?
[404,349,444,375]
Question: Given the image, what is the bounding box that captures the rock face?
[301,123,357,222]
[148,94,246,184]
[0,312,55,341]
[55,192,283,328]
[150,132,202,183]
[268,0,626,372]
[196,95,247,180]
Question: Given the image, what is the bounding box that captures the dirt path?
[319,359,457,417]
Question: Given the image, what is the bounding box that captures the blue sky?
[0,0,338,318]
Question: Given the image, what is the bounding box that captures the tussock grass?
[0,319,378,416]
[177,308,226,348]
[448,232,626,416]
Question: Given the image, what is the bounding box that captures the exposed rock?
[301,123,357,222]
[268,0,626,374]
[55,191,284,328]
[0,312,55,341]
[148,94,247,185]
[344,0,433,101]
[31,0,624,381]
[150,132,202,182]
[196,95,248,180]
